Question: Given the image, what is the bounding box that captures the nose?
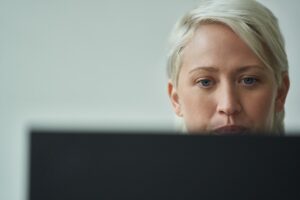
[216,83,242,116]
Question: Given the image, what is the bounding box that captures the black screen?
[29,130,300,200]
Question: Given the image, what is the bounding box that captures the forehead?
[181,23,265,73]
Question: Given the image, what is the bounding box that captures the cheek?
[179,90,216,130]
[241,88,276,127]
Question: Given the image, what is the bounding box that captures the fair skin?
[168,23,289,134]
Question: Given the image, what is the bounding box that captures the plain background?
[0,0,299,200]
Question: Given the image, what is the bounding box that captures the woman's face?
[168,23,286,134]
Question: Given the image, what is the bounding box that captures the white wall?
[1,1,299,200]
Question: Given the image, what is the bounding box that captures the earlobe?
[275,72,290,112]
[168,81,183,117]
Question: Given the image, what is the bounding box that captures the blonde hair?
[167,0,288,134]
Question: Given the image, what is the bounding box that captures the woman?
[167,0,289,135]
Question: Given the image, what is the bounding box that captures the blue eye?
[198,79,213,88]
[242,77,257,85]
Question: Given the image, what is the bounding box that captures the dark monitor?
[28,130,300,200]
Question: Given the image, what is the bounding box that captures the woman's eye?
[197,79,213,88]
[242,77,257,86]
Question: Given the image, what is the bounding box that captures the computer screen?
[29,130,300,200]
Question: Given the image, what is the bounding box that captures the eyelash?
[196,77,259,88]
[196,79,214,88]
[240,77,259,86]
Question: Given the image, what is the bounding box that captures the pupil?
[202,80,210,86]
[245,78,254,84]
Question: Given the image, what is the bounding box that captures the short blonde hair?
[167,0,288,133]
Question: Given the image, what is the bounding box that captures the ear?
[275,72,290,112]
[168,81,183,117]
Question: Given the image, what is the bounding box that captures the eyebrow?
[236,65,267,73]
[188,65,267,74]
[189,66,219,74]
